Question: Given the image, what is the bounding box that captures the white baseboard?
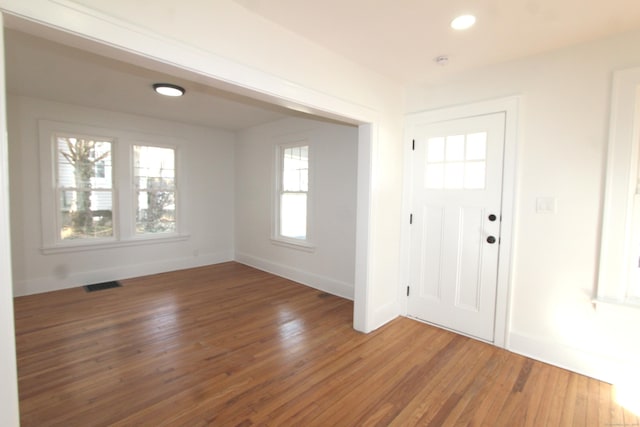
[14,251,233,296]
[508,331,635,384]
[367,300,400,332]
[234,251,354,300]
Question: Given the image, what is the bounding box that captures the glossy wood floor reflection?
[14,262,638,426]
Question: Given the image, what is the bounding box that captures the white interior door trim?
[0,11,20,426]
[400,96,520,348]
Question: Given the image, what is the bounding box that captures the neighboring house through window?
[56,135,113,240]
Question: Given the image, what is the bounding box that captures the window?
[134,145,176,234]
[597,67,640,306]
[274,143,313,248]
[39,120,185,252]
[56,135,113,240]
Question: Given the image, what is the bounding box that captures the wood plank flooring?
[13,262,639,426]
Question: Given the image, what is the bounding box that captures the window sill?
[41,233,191,254]
[270,238,316,253]
[592,297,640,311]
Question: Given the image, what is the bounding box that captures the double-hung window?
[274,143,313,249]
[55,135,114,240]
[40,120,184,252]
[134,145,177,235]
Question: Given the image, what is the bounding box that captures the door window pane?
[446,135,465,161]
[427,137,445,162]
[466,132,487,160]
[423,132,487,190]
[444,162,465,189]
[425,163,444,189]
[465,162,486,189]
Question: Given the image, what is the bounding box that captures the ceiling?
[234,0,640,84]
[4,29,292,131]
[5,1,640,129]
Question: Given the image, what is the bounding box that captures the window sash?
[280,191,307,240]
[133,145,177,235]
[54,135,114,242]
[58,189,113,240]
[135,189,177,234]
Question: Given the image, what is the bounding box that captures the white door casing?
[402,97,519,347]
[0,11,21,426]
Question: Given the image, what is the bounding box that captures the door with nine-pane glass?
[408,112,506,342]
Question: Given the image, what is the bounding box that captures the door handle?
[487,236,497,244]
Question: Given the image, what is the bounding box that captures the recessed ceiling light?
[153,83,185,97]
[451,14,476,31]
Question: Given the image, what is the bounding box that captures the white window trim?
[596,67,640,307]
[39,120,188,253]
[271,140,315,251]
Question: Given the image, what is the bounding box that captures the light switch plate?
[536,197,557,214]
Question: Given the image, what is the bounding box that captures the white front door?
[408,112,506,342]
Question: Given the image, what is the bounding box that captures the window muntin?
[425,132,487,190]
[278,144,309,242]
[55,135,113,241]
[134,145,176,235]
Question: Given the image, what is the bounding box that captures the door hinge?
[409,213,413,224]
[407,286,410,296]
[412,139,415,151]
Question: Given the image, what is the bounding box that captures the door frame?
[400,97,520,348]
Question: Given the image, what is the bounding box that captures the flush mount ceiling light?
[450,14,476,31]
[153,83,185,97]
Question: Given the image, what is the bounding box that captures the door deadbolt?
[488,214,497,222]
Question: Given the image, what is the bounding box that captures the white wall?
[235,117,358,299]
[406,29,640,384]
[8,95,236,296]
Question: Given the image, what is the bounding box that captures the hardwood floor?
[13,262,638,426]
